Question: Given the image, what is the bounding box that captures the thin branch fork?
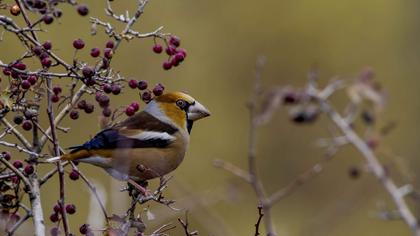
[178,211,198,236]
[247,57,277,236]
[308,87,420,236]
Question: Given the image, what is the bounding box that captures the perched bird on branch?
[47,92,210,181]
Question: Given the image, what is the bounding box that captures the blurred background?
[1,0,420,235]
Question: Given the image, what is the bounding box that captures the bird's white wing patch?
[128,131,175,142]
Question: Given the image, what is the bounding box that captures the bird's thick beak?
[187,101,211,121]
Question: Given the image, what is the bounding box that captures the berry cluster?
[152,36,187,70]
[2,61,38,92]
[278,89,320,124]
[9,1,89,22]
[0,152,35,219]
[49,202,77,236]
[0,1,187,235]
[13,113,34,131]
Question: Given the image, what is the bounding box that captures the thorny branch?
[0,0,185,235]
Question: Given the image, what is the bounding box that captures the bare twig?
[70,162,109,224]
[213,159,251,183]
[254,205,264,236]
[0,118,32,150]
[46,77,70,236]
[7,213,31,236]
[178,211,198,236]
[314,96,420,235]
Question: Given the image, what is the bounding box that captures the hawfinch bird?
[48,92,210,181]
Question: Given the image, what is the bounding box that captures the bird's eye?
[176,100,187,109]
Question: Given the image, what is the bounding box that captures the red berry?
[53,204,61,213]
[42,41,52,50]
[34,1,45,9]
[137,80,148,90]
[141,90,152,102]
[102,107,112,117]
[51,95,60,103]
[84,78,96,86]
[49,213,59,223]
[42,14,53,24]
[90,48,100,57]
[84,104,94,114]
[128,79,138,89]
[130,102,140,111]
[153,84,164,96]
[21,80,31,90]
[162,61,172,70]
[283,91,299,104]
[12,160,23,169]
[169,36,180,47]
[105,40,115,49]
[125,106,135,116]
[104,48,113,59]
[152,44,163,54]
[53,10,62,18]
[11,70,20,79]
[97,94,110,108]
[33,46,43,55]
[165,46,176,56]
[174,52,185,62]
[39,52,49,60]
[77,4,89,16]
[41,57,52,68]
[69,169,79,180]
[28,75,38,85]
[10,176,19,183]
[178,48,187,58]
[73,39,85,50]
[111,84,121,95]
[22,120,32,131]
[77,100,87,109]
[2,152,11,161]
[13,115,23,125]
[82,66,94,78]
[171,57,180,67]
[3,68,11,76]
[52,86,62,95]
[24,165,34,175]
[13,62,26,70]
[69,110,79,120]
[103,84,112,94]
[79,224,90,234]
[65,204,76,214]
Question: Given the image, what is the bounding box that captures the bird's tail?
[46,150,90,163]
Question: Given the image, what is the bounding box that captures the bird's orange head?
[145,91,210,132]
